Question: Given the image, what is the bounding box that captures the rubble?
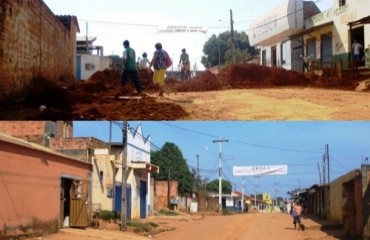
[0,64,367,120]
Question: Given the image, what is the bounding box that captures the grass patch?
[159,209,178,216]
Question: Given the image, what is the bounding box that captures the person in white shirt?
[138,52,150,70]
[352,39,363,69]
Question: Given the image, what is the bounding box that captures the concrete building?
[0,1,79,102]
[76,36,112,80]
[249,0,320,71]
[0,133,91,238]
[291,0,370,69]
[0,121,159,220]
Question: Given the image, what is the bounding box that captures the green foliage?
[202,31,255,68]
[207,179,232,194]
[151,142,195,195]
[98,210,119,220]
[159,209,179,216]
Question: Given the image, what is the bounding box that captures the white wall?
[78,55,112,80]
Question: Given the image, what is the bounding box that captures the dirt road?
[160,88,370,120]
[152,213,345,240]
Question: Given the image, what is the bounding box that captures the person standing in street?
[149,42,167,96]
[179,48,191,80]
[292,201,304,231]
[352,39,363,70]
[121,40,143,94]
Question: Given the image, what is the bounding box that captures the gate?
[69,180,88,227]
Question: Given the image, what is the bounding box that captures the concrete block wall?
[0,0,78,102]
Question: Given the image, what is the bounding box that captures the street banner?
[233,165,288,176]
[158,25,207,34]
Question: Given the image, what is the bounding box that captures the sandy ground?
[24,213,349,240]
[158,87,370,120]
[151,212,347,240]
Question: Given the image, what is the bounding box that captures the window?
[85,63,95,70]
[107,188,114,198]
[339,0,346,7]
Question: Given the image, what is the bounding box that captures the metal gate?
[69,180,88,227]
[140,181,147,219]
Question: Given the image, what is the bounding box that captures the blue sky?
[73,121,370,198]
[43,0,332,69]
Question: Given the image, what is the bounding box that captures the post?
[121,121,128,231]
[213,137,228,212]
[241,177,245,212]
[230,9,236,64]
[326,144,330,183]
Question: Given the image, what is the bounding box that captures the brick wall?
[0,0,79,102]
[154,180,178,211]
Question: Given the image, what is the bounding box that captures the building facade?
[0,0,79,102]
[0,133,91,238]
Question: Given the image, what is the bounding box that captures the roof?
[57,15,80,33]
[0,133,89,165]
[77,36,98,42]
[348,15,370,27]
[289,21,333,39]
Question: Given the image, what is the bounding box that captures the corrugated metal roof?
[0,133,89,165]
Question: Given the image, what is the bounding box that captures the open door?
[69,180,88,228]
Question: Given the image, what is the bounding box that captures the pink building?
[0,133,91,238]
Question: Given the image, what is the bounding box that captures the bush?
[98,210,115,220]
[159,209,178,216]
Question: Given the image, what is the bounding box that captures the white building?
[76,36,112,80]
[91,123,158,219]
[250,0,370,72]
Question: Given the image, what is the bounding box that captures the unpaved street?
[152,213,344,240]
[161,88,370,120]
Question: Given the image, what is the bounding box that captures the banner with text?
[158,25,207,34]
[233,165,288,176]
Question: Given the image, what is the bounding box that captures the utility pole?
[326,144,330,184]
[213,137,228,212]
[230,9,236,64]
[317,163,322,184]
[121,121,128,231]
[197,154,199,177]
[242,177,245,212]
[322,154,326,185]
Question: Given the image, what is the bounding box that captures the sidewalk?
[26,228,151,240]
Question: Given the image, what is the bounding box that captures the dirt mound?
[174,71,222,92]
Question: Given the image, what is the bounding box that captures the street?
[24,212,348,240]
[152,212,345,240]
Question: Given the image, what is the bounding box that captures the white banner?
[233,165,288,176]
[158,25,207,34]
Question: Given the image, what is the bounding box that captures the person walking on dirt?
[179,48,191,80]
[149,42,167,96]
[121,40,143,94]
[138,52,150,70]
[352,39,363,70]
[292,202,304,230]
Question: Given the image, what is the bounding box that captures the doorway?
[351,26,365,67]
[60,178,73,228]
[271,46,277,67]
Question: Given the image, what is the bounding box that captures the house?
[111,124,159,219]
[0,1,80,102]
[290,0,370,70]
[0,133,91,238]
[0,121,159,221]
[76,36,113,80]
[249,0,320,71]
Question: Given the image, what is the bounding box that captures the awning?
[348,15,370,27]
[130,162,159,174]
[289,21,333,39]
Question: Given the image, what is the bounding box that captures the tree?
[151,142,194,195]
[201,31,255,68]
[206,179,232,194]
